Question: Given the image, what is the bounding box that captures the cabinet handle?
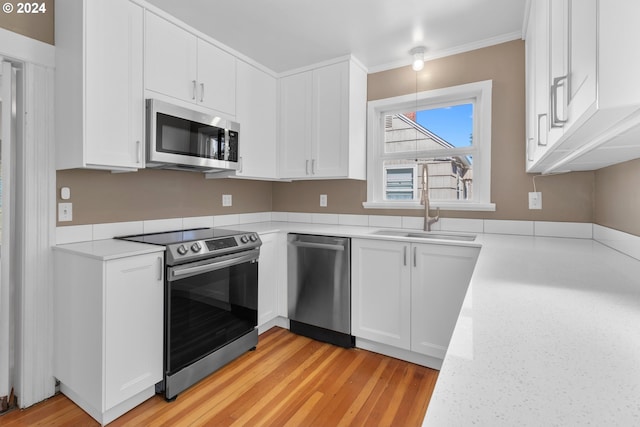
[550,75,568,128]
[413,246,417,267]
[157,256,163,281]
[192,80,197,100]
[136,140,141,164]
[537,113,547,147]
[311,159,316,175]
[403,246,407,266]
[200,83,205,102]
[238,156,243,173]
[527,138,534,162]
[305,159,310,175]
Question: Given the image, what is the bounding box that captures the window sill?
[362,201,496,212]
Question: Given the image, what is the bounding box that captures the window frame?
[363,80,496,211]
[383,163,418,200]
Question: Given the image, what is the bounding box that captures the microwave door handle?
[224,129,230,160]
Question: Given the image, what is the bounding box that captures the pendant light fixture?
[410,46,426,71]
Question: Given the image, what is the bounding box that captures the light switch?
[320,194,328,207]
[58,203,73,222]
[222,194,232,207]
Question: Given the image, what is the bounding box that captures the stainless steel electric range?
[118,228,262,401]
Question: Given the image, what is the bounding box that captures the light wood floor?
[1,327,439,426]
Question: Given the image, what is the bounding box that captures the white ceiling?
[144,0,527,73]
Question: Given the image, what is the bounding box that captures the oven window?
[167,260,257,374]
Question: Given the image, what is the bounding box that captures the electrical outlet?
[222,194,232,207]
[58,202,73,221]
[320,194,328,207]
[528,192,542,210]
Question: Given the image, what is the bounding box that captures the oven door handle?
[168,249,259,282]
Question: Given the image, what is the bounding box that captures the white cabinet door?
[84,0,143,169]
[236,62,277,179]
[312,62,349,177]
[258,233,278,326]
[564,0,597,131]
[55,0,144,171]
[278,60,366,180]
[526,0,551,169]
[197,39,236,115]
[351,239,411,350]
[104,253,164,409]
[279,71,313,178]
[410,244,479,359]
[145,11,198,103]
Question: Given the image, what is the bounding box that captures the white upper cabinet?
[145,11,236,117]
[526,0,640,173]
[279,71,313,178]
[196,39,237,116]
[235,61,278,179]
[278,59,367,180]
[55,0,144,171]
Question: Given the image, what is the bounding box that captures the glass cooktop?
[117,228,243,246]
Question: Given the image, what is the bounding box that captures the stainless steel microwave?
[146,99,239,172]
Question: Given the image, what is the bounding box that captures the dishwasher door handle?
[290,241,346,251]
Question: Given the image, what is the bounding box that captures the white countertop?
[241,222,640,425]
[422,233,640,426]
[53,238,164,260]
[54,222,640,424]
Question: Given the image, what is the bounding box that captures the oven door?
[166,249,258,376]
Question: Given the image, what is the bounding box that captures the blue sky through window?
[416,103,473,148]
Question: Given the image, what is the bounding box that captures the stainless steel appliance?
[287,234,354,348]
[146,99,239,172]
[118,228,261,400]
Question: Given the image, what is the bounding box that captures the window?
[384,164,417,200]
[364,80,495,211]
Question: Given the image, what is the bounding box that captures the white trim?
[368,32,522,74]
[0,60,15,404]
[0,28,54,67]
[365,80,493,212]
[484,220,535,236]
[16,63,56,407]
[533,221,593,239]
[593,225,640,262]
[362,201,496,211]
[56,214,608,244]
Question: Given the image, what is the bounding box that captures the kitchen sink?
[370,229,477,242]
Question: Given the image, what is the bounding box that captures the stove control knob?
[191,242,202,253]
[249,234,258,242]
[240,235,249,244]
[177,244,188,256]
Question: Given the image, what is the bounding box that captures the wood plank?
[0,328,439,427]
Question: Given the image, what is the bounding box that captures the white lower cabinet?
[54,249,164,425]
[258,233,278,326]
[410,243,479,359]
[351,239,412,349]
[258,232,288,331]
[351,238,479,366]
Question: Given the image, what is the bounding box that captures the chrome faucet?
[421,164,440,231]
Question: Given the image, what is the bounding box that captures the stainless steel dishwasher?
[287,234,354,348]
